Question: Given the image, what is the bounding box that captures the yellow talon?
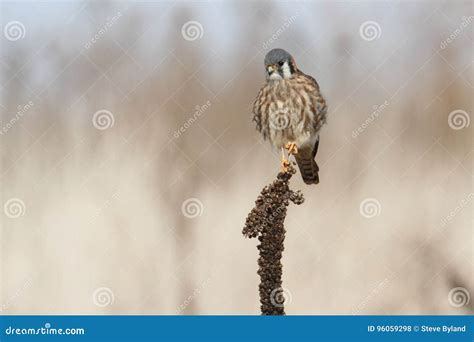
[280,143,298,172]
[280,148,290,172]
[281,160,290,172]
[285,142,298,155]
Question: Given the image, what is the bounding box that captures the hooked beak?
[267,64,277,74]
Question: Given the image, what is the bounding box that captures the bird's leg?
[280,142,298,172]
[280,147,290,172]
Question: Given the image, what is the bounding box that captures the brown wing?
[294,71,328,132]
[252,84,270,140]
[293,71,326,185]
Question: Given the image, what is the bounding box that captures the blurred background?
[1,0,472,315]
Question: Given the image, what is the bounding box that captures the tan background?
[1,0,472,315]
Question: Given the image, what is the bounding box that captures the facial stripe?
[281,61,292,79]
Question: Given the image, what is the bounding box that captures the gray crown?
[264,48,292,66]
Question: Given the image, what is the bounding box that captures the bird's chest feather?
[264,80,315,148]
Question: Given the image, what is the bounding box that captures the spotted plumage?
[253,48,327,184]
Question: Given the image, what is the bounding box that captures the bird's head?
[264,48,297,81]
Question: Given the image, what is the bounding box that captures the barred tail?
[295,147,319,185]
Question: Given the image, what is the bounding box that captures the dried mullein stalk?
[243,163,304,315]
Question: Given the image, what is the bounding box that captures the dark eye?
[278,61,284,66]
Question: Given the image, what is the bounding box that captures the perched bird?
[253,48,328,184]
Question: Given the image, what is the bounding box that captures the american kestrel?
[253,48,327,184]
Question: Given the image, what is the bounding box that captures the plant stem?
[243,164,304,315]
